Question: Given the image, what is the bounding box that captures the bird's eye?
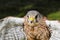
[27,15,29,18]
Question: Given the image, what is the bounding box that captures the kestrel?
[24,10,51,40]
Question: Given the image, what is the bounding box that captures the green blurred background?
[0,0,60,20]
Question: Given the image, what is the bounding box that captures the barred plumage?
[4,26,26,40]
[0,17,26,40]
[24,10,51,40]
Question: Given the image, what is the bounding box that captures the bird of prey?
[0,10,60,40]
[24,10,51,40]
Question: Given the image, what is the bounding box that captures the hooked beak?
[28,17,35,22]
[28,17,38,26]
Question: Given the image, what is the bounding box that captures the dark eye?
[27,15,29,18]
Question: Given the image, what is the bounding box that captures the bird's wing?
[0,16,25,31]
[45,20,60,40]
[0,17,27,40]
[7,17,25,25]
[4,26,27,40]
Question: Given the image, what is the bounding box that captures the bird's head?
[25,10,43,26]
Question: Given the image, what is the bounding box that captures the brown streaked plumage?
[24,10,51,40]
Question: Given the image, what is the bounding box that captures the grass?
[47,11,60,20]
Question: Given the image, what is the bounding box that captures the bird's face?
[26,10,42,26]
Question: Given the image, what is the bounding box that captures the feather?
[24,10,51,40]
[45,20,60,40]
[0,16,26,40]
